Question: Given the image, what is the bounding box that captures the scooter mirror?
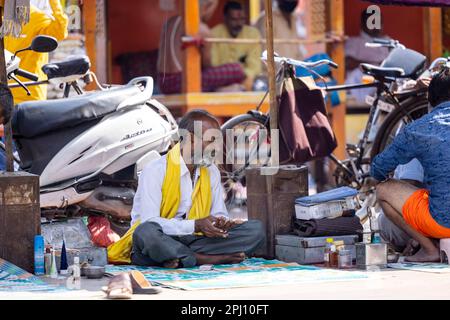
[30,36,58,53]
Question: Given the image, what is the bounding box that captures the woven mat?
[106,258,369,290]
[0,259,65,292]
[388,262,450,274]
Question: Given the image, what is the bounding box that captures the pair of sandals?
[103,270,161,299]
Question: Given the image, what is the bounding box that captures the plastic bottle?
[50,248,58,279]
[60,239,68,275]
[44,247,52,276]
[34,235,45,276]
[66,257,81,290]
[331,240,345,268]
[323,238,334,267]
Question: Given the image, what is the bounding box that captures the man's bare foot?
[405,247,440,263]
[402,239,420,256]
[196,253,246,266]
[162,259,180,269]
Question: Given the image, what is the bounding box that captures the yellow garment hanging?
[107,143,212,264]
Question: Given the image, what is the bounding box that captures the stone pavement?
[1,268,450,300]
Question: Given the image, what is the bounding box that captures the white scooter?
[6,36,178,233]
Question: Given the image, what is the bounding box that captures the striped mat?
[0,258,65,292]
[106,258,369,290]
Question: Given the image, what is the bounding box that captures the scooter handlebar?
[16,68,39,82]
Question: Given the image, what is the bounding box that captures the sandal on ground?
[129,270,161,295]
[103,273,133,299]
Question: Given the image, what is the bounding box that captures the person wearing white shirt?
[345,10,390,105]
[130,110,265,268]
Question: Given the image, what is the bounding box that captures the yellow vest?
[107,144,212,264]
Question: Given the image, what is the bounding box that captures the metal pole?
[264,0,279,167]
[0,6,13,172]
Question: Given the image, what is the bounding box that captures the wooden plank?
[423,8,443,61]
[156,92,270,117]
[327,0,346,160]
[83,0,97,91]
[183,0,201,93]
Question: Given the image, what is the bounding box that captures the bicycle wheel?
[370,96,429,159]
[220,113,270,211]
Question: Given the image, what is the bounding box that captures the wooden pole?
[83,0,97,91]
[249,0,261,25]
[183,0,201,93]
[0,6,13,172]
[327,0,346,160]
[423,8,443,61]
[264,0,278,167]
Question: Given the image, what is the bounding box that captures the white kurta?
[131,155,229,236]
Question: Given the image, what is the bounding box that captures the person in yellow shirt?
[210,1,262,91]
[5,0,68,105]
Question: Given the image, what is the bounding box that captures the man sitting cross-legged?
[110,110,265,268]
[371,70,450,262]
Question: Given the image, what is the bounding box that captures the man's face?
[183,120,220,166]
[225,9,246,38]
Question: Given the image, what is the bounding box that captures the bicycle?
[220,39,434,215]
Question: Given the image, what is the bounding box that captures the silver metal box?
[356,243,387,269]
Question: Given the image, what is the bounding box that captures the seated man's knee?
[244,220,266,243]
[376,181,390,202]
[133,221,163,244]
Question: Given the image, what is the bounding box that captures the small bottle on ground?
[324,238,334,267]
[66,257,81,290]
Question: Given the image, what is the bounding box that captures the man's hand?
[214,216,244,231]
[195,216,228,238]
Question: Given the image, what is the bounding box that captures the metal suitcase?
[275,234,359,264]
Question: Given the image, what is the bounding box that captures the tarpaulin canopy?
[363,0,450,6]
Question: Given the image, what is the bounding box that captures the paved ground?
[1,268,450,300]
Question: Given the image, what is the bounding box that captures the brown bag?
[278,69,337,164]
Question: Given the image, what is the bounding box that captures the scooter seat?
[42,55,91,80]
[13,85,142,138]
[360,63,405,79]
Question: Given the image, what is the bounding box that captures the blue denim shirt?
[371,101,450,228]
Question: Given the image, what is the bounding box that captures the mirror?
[30,36,58,53]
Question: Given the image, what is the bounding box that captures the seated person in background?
[120,110,265,268]
[210,1,262,91]
[371,70,450,262]
[255,0,305,61]
[157,0,247,94]
[344,10,390,105]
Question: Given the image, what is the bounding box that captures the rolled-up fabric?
[293,216,363,237]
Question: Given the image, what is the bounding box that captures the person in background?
[5,0,68,104]
[0,0,68,171]
[344,9,390,105]
[255,0,305,61]
[210,1,262,91]
[157,0,247,94]
[371,70,450,262]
